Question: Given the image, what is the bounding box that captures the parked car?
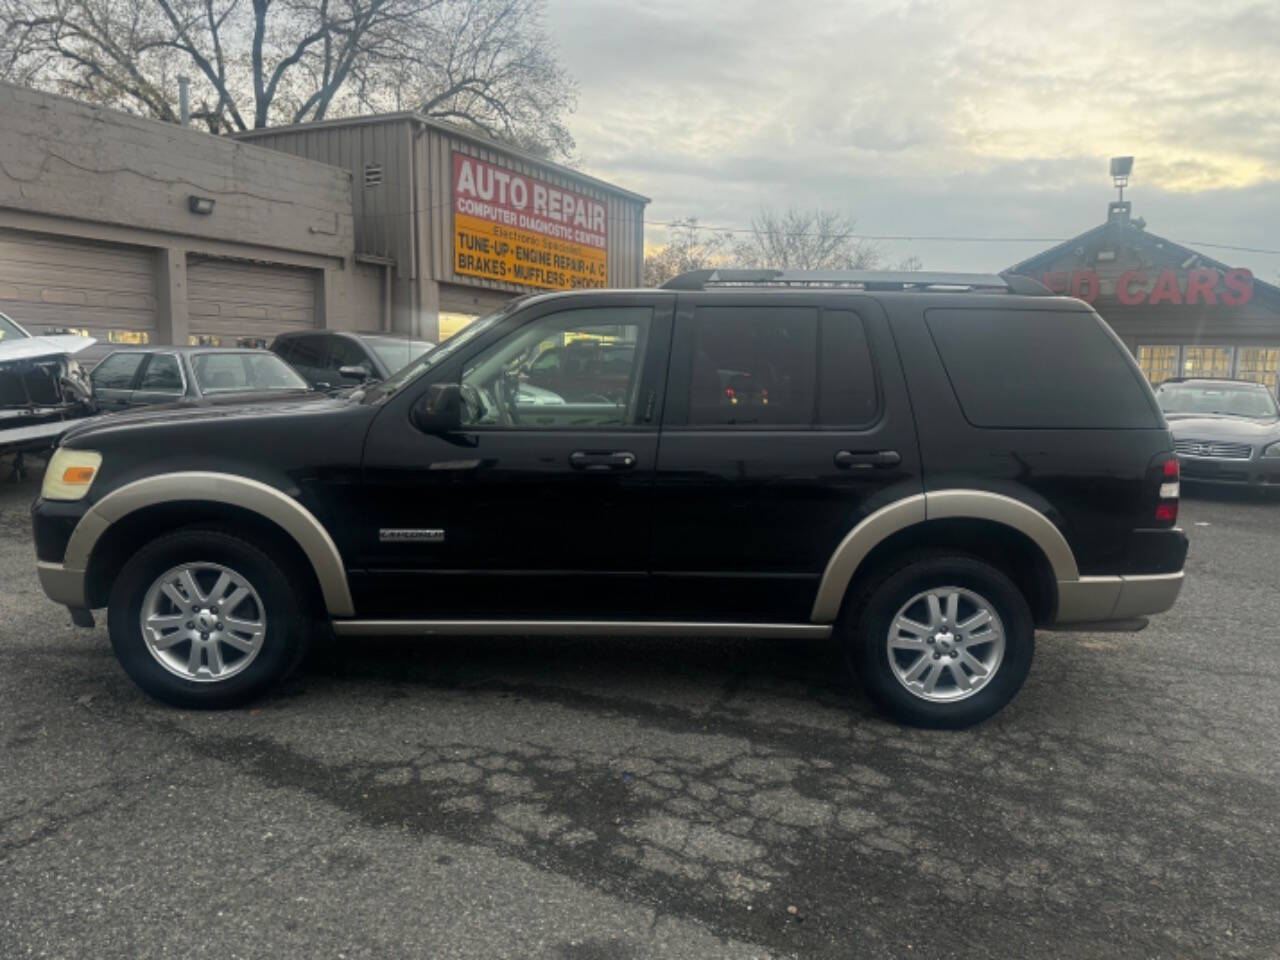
[88,346,315,412]
[1156,377,1280,492]
[32,269,1188,728]
[0,312,96,456]
[270,331,434,390]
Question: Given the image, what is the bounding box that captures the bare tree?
[732,208,885,271]
[0,0,576,155]
[643,217,733,287]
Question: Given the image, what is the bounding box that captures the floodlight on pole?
[1110,156,1134,201]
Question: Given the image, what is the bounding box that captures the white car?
[0,312,97,455]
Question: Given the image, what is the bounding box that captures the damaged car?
[0,312,97,457]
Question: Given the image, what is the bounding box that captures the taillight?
[1153,454,1180,526]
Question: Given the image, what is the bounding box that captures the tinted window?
[925,308,1159,429]
[361,336,433,375]
[288,336,328,370]
[191,352,309,393]
[819,310,878,425]
[138,354,183,393]
[688,307,817,426]
[271,339,295,363]
[91,352,145,390]
[327,336,368,370]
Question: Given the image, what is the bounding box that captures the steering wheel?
[491,375,518,427]
[459,383,486,423]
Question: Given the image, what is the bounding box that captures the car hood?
[1167,414,1280,441]
[61,392,346,444]
[0,334,96,362]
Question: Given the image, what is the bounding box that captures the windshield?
[358,336,434,377]
[191,351,310,394]
[361,309,509,403]
[1156,382,1279,419]
[0,313,29,341]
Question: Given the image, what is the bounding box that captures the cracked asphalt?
[2,466,1279,959]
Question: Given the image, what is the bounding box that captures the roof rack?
[660,269,1051,295]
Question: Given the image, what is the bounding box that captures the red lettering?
[1069,270,1099,302]
[1040,272,1068,294]
[1117,270,1148,305]
[1184,269,1218,306]
[1148,269,1183,306]
[1222,268,1253,306]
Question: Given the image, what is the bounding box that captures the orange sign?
[452,153,608,290]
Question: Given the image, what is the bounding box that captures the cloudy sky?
[545,0,1280,278]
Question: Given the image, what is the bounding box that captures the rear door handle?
[834,449,901,470]
[570,450,637,472]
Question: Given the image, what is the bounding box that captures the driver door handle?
[570,450,637,472]
[834,449,901,470]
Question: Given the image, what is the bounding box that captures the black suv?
[31,270,1188,727]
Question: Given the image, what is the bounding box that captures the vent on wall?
[363,163,383,188]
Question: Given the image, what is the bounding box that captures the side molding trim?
[65,471,355,616]
[333,620,833,639]
[809,489,1080,624]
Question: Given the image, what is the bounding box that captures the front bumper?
[1178,454,1280,487]
[37,560,88,608]
[1054,571,1185,626]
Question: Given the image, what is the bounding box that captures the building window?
[1138,346,1179,385]
[107,329,150,344]
[1137,345,1280,395]
[439,311,478,341]
[189,334,222,347]
[364,163,383,188]
[1237,347,1280,393]
[1182,346,1234,379]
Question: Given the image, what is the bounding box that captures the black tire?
[107,527,311,708]
[842,551,1034,729]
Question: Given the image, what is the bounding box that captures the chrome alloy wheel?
[139,562,268,682]
[887,586,1005,702]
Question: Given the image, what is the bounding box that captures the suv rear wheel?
[844,553,1034,728]
[107,528,310,708]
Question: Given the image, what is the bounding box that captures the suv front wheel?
[844,553,1034,728]
[107,527,310,708]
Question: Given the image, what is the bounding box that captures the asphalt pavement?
[2,467,1278,960]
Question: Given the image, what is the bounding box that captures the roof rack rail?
[660,269,1052,295]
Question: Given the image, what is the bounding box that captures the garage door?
[187,256,319,347]
[0,228,156,341]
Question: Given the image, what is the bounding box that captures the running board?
[330,620,833,639]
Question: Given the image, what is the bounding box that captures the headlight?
[1264,441,1280,459]
[41,448,103,500]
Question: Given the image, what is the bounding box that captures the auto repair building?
[1008,199,1280,394]
[0,83,647,347]
[0,82,359,348]
[235,113,648,342]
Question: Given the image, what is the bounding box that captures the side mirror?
[338,364,372,381]
[411,383,463,434]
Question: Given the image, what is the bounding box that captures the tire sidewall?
[108,529,303,708]
[848,555,1034,729]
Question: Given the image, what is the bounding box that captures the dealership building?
[0,82,646,347]
[1009,198,1280,394]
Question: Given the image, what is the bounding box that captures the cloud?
[546,0,1280,276]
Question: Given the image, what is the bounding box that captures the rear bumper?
[1053,571,1184,627]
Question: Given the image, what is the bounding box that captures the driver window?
[461,307,652,428]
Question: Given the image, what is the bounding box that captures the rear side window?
[925,308,1159,429]
[819,310,878,426]
[689,307,817,426]
[138,354,183,393]
[90,352,145,390]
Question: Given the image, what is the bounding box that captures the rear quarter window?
[925,308,1160,429]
